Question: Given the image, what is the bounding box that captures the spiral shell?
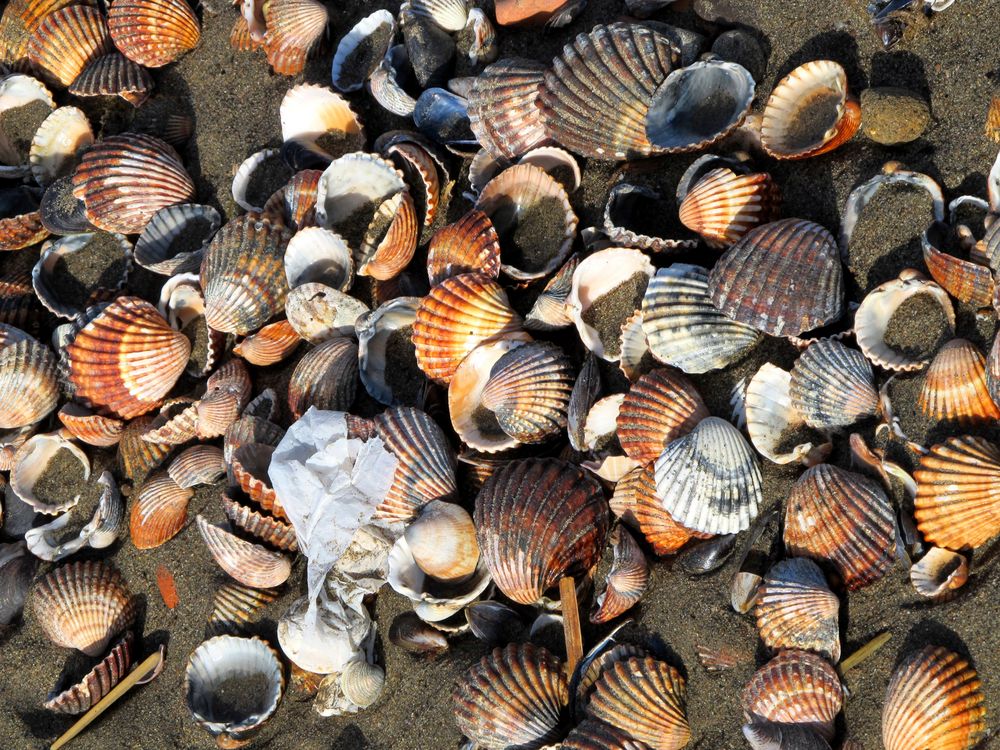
[918,339,1000,424]
[195,515,292,589]
[262,0,328,76]
[45,632,133,714]
[679,167,779,247]
[26,5,111,86]
[107,0,201,67]
[468,57,548,161]
[617,369,708,464]
[742,650,843,741]
[0,327,57,429]
[287,337,359,419]
[426,209,501,287]
[789,340,878,430]
[755,557,840,662]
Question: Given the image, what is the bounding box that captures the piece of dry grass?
[987,96,1000,143]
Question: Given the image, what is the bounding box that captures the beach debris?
[860,87,931,145]
[155,564,179,609]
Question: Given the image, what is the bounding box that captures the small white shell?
[10,432,90,515]
[29,106,93,186]
[387,535,491,622]
[284,227,354,290]
[340,658,385,709]
[285,282,370,343]
[232,148,292,212]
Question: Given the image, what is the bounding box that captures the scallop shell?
[200,215,292,335]
[331,9,396,93]
[234,319,301,367]
[612,464,709,556]
[617,368,709,464]
[426,209,501,287]
[910,546,968,600]
[221,492,297,552]
[44,632,133,714]
[65,297,191,420]
[789,340,878,430]
[914,436,1000,550]
[134,203,221,276]
[761,60,861,159]
[679,167,780,247]
[746,362,832,466]
[29,106,93,187]
[107,0,201,68]
[262,0,328,76]
[368,46,416,117]
[755,557,840,662]
[57,404,124,447]
[923,222,994,308]
[882,646,985,750]
[167,445,225,488]
[537,23,678,160]
[784,464,897,589]
[0,328,57,429]
[117,413,172,483]
[262,168,321,231]
[591,526,649,624]
[452,643,569,749]
[587,656,690,750]
[32,231,132,319]
[641,264,762,374]
[0,264,37,328]
[315,151,406,230]
[287,337,359,419]
[67,51,154,106]
[562,719,648,750]
[654,416,762,535]
[382,138,442,231]
[525,253,579,332]
[918,339,1000,424]
[448,338,524,453]
[71,133,194,234]
[357,190,419,280]
[742,650,843,741]
[207,580,279,636]
[708,218,844,337]
[31,559,136,656]
[195,515,292,589]
[129,472,192,549]
[467,57,548,161]
[285,282,370,344]
[474,458,609,604]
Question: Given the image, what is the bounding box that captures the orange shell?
[918,339,1000,424]
[26,5,111,86]
[117,413,173,482]
[57,403,125,447]
[467,57,548,161]
[923,232,995,308]
[108,0,201,68]
[613,464,709,556]
[0,205,49,251]
[678,168,780,247]
[261,169,320,230]
[233,320,300,366]
[754,557,841,662]
[384,140,441,229]
[742,650,843,741]
[231,443,287,520]
[68,51,154,107]
[195,515,292,589]
[262,0,328,76]
[358,190,419,281]
[221,492,298,552]
[129,471,193,549]
[617,369,708,464]
[229,14,258,51]
[426,209,501,287]
[590,526,649,624]
[0,0,97,66]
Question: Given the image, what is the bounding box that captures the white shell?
[518,147,582,193]
[316,152,406,228]
[331,10,396,93]
[285,282,370,343]
[284,227,354,290]
[356,297,421,405]
[29,106,93,186]
[32,232,132,319]
[387,535,491,622]
[232,148,290,212]
[403,0,468,31]
[0,74,54,177]
[583,394,624,452]
[448,338,525,453]
[746,363,832,466]
[10,432,90,515]
[24,472,123,561]
[340,658,385,709]
[279,83,365,157]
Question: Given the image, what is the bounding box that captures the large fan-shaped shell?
[108,0,201,68]
[918,339,1000,424]
[45,632,133,714]
[195,515,291,589]
[789,340,878,430]
[67,51,154,106]
[618,368,708,464]
[129,472,192,549]
[468,57,548,161]
[0,329,58,429]
[426,209,501,287]
[679,168,779,247]
[262,0,328,76]
[0,0,100,68]
[742,650,843,741]
[755,557,840,662]
[26,5,111,87]
[287,337,358,419]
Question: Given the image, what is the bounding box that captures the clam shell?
[525,252,579,331]
[221,492,297,552]
[234,320,301,367]
[287,337,359,419]
[914,436,1000,550]
[0,328,58,429]
[746,362,832,466]
[562,719,648,750]
[262,0,328,76]
[590,526,649,624]
[140,397,198,445]
[2,0,103,66]
[129,472,192,549]
[358,190,419,281]
[339,658,385,709]
[167,445,225,488]
[0,74,54,176]
[910,546,968,600]
[10,431,89,514]
[285,282,369,344]
[708,218,844,337]
[57,404,124,447]
[200,215,292,335]
[918,339,1000,424]
[284,227,353,290]
[232,148,293,213]
[789,340,878,430]
[134,203,220,276]
[331,10,396,93]
[641,264,762,374]
[452,643,569,749]
[32,231,132,319]
[207,581,279,636]
[448,338,524,453]
[603,182,697,253]
[356,296,422,406]
[262,168,321,231]
[612,464,709,556]
[29,106,93,187]
[108,0,200,68]
[427,209,501,287]
[678,167,779,247]
[474,458,609,605]
[0,542,35,628]
[231,444,286,520]
[389,610,448,655]
[368,46,416,117]
[742,650,843,741]
[44,632,133,714]
[467,57,548,161]
[537,23,678,159]
[654,416,763,535]
[315,151,405,230]
[617,368,708,464]
[784,464,897,589]
[382,139,443,231]
[117,413,173,483]
[67,51,153,106]
[32,559,136,656]
[882,646,985,750]
[195,515,292,589]
[743,721,832,750]
[587,656,690,750]
[25,6,110,87]
[65,297,190,420]
[923,221,994,308]
[755,557,840,662]
[71,133,194,234]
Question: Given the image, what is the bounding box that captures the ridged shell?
[285,282,369,344]
[452,643,568,750]
[654,416,763,535]
[474,459,609,604]
[405,0,467,31]
[129,472,192,549]
[262,0,328,75]
[742,650,843,741]
[368,47,416,117]
[914,436,1000,550]
[57,404,124,447]
[108,0,201,68]
[612,464,709,555]
[910,546,969,600]
[882,646,985,750]
[561,719,648,750]
[287,337,358,419]
[789,340,878,430]
[71,133,194,233]
[745,362,832,466]
[65,297,191,419]
[31,559,136,656]
[0,329,58,428]
[262,169,321,231]
[449,339,526,453]
[331,9,395,93]
[679,168,779,247]
[200,215,291,335]
[426,209,501,287]
[0,0,99,67]
[591,526,649,624]
[195,515,292,589]
[413,272,525,384]
[0,265,37,328]
[537,23,677,160]
[39,175,92,237]
[27,5,110,87]
[467,57,547,161]
[207,580,279,636]
[617,368,708,464]
[134,203,221,276]
[29,106,94,187]
[587,656,690,750]
[755,557,841,662]
[221,492,298,552]
[231,442,285,518]
[117,413,172,482]
[315,151,405,230]
[234,320,300,366]
[45,632,133,714]
[708,218,844,337]
[167,444,225,488]
[383,138,442,230]
[358,190,418,280]
[340,658,385,709]
[67,51,154,106]
[923,222,994,308]
[918,339,1000,424]
[525,253,578,331]
[642,264,762,374]
[784,464,897,589]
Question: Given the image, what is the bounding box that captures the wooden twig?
[560,576,584,675]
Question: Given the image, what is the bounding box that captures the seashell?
[459,7,496,66]
[745,362,832,466]
[231,443,285,519]
[617,309,651,382]
[518,146,581,193]
[26,6,111,87]
[918,339,1000,424]
[65,297,190,419]
[910,546,968,600]
[882,646,985,750]
[39,175,93,237]
[465,600,519,645]
[582,393,624,451]
[44,632,133,714]
[0,327,58,429]
[195,515,292,589]
[0,262,37,329]
[0,542,36,629]
[743,721,833,750]
[590,526,649,624]
[761,60,861,159]
[568,248,654,362]
[368,45,416,117]
[10,431,90,514]
[654,416,762,535]
[134,203,220,276]
[467,57,548,161]
[0,191,48,254]
[645,60,755,152]
[642,264,762,374]
[708,218,844,337]
[357,190,419,280]
[914,436,1000,550]
[32,559,136,656]
[612,464,709,555]
[261,169,321,231]
[755,557,840,662]
[448,338,524,453]
[602,182,698,253]
[117,413,172,483]
[234,320,300,367]
[617,368,708,464]
[207,580,279,636]
[129,472,193,549]
[67,51,154,106]
[29,106,93,187]
[587,655,690,750]
[413,272,525,384]
[315,151,405,233]
[331,10,396,93]
[742,650,843,741]
[32,231,132,319]
[405,0,467,31]
[57,404,124,447]
[576,643,648,715]
[476,163,577,280]
[474,458,609,604]
[0,75,54,179]
[382,138,444,231]
[262,0,328,76]
[678,167,779,247]
[287,337,359,419]
[784,464,897,590]
[221,492,297,552]
[340,658,385,709]
[537,23,678,160]
[285,282,369,344]
[232,149,294,213]
[389,610,449,655]
[156,273,224,378]
[184,635,284,745]
[855,270,955,372]
[425,211,499,290]
[789,340,878,430]
[71,133,194,234]
[562,719,648,750]
[354,297,421,406]
[131,95,194,147]
[167,445,225,488]
[23,469,123,561]
[200,215,292,336]
[412,88,474,149]
[107,0,200,68]
[452,643,569,749]
[923,221,994,308]
[284,227,353,291]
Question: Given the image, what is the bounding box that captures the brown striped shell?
[678,167,780,247]
[107,0,201,68]
[789,340,878,430]
[742,650,843,741]
[754,557,840,662]
[918,339,1000,424]
[129,471,192,549]
[784,464,897,590]
[910,547,969,601]
[561,719,648,750]
[65,297,191,420]
[117,413,172,482]
[0,0,99,67]
[474,458,609,604]
[467,57,548,161]
[591,526,649,624]
[44,632,133,714]
[357,190,419,281]
[262,169,321,231]
[0,326,58,429]
[617,368,708,464]
[26,5,111,87]
[382,139,442,230]
[452,643,569,749]
[426,209,501,287]
[57,404,124,447]
[221,492,298,552]
[67,51,154,106]
[287,337,358,419]
[882,646,985,750]
[167,445,225,488]
[234,320,300,366]
[262,0,328,76]
[207,580,278,636]
[231,443,285,519]
[612,464,710,556]
[195,515,292,589]
[923,222,995,308]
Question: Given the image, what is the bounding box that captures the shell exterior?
[195,515,292,589]
[468,57,548,161]
[31,559,135,656]
[591,526,649,624]
[221,492,298,552]
[742,650,843,741]
[617,368,709,464]
[404,500,479,583]
[129,472,192,549]
[784,464,897,589]
[0,327,58,429]
[358,189,419,281]
[167,444,225,488]
[340,658,385,709]
[262,169,321,231]
[525,253,579,331]
[65,297,191,420]
[262,0,328,76]
[474,458,609,604]
[285,282,370,344]
[117,413,172,482]
[910,546,969,600]
[918,339,1000,424]
[923,222,994,308]
[108,0,200,68]
[448,338,525,454]
[368,46,416,117]
[755,557,841,662]
[789,340,878,430]
[452,643,568,750]
[207,581,279,636]
[882,646,985,750]
[561,719,648,750]
[44,632,133,714]
[426,209,501,287]
[67,51,154,106]
[234,319,301,367]
[708,218,844,337]
[287,337,358,419]
[57,404,124,447]
[134,203,221,276]
[26,5,110,86]
[383,138,443,231]
[746,362,832,466]
[331,10,395,93]
[654,416,763,535]
[679,167,779,247]
[612,464,709,556]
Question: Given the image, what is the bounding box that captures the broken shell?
[525,253,579,331]
[0,74,54,177]
[448,338,524,453]
[910,546,968,600]
[207,581,279,637]
[32,231,132,319]
[10,431,90,514]
[678,167,779,247]
[562,719,648,750]
[107,0,201,68]
[426,209,501,287]
[617,369,708,464]
[368,46,416,117]
[618,309,651,382]
[285,282,370,344]
[26,6,111,87]
[789,340,878,430]
[117,413,173,483]
[29,106,93,187]
[221,492,297,552]
[355,297,422,406]
[0,327,58,429]
[331,10,396,93]
[918,339,1000,424]
[196,515,292,589]
[234,320,300,367]
[167,445,225,488]
[612,464,709,556]
[129,472,193,549]
[44,632,133,714]
[284,227,353,290]
[57,404,124,447]
[357,190,419,281]
[582,393,623,452]
[231,443,285,519]
[591,526,649,624]
[287,337,359,419]
[262,0,328,76]
[262,169,321,231]
[340,658,385,709]
[746,362,832,466]
[67,51,154,107]
[315,151,405,232]
[467,57,548,161]
[25,470,123,560]
[922,221,994,308]
[232,148,294,213]
[134,203,221,276]
[755,557,840,662]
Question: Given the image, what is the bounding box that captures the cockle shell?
[206,581,279,637]
[9,431,89,514]
[562,719,648,750]
[448,338,524,453]
[284,227,353,290]
[525,252,578,331]
[167,445,225,488]
[231,443,285,519]
[591,526,649,624]
[45,632,133,714]
[129,472,192,549]
[0,74,54,177]
[910,546,968,600]
[221,492,297,552]
[742,650,843,741]
[285,282,369,344]
[262,169,321,231]
[195,515,292,589]
[29,106,93,187]
[262,0,328,75]
[331,10,395,93]
[755,557,840,662]
[134,203,221,276]
[789,340,878,430]
[612,464,709,556]
[355,296,422,406]
[745,362,832,466]
[918,339,1000,424]
[279,85,365,165]
[357,189,419,280]
[679,167,779,247]
[57,404,124,447]
[26,5,110,87]
[0,326,57,429]
[234,320,300,367]
[617,368,707,464]
[108,0,200,68]
[467,57,548,161]
[922,221,994,308]
[67,51,154,106]
[426,209,501,287]
[287,337,358,419]
[117,413,172,483]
